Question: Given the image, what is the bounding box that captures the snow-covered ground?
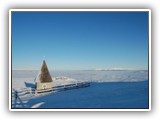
[11,70,149,109]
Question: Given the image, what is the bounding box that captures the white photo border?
[9,9,151,111]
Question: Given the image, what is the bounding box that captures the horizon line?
[12,69,148,71]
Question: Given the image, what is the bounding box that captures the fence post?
[14,90,25,108]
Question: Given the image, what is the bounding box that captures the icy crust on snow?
[12,70,148,88]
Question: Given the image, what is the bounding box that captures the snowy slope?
[27,81,148,109]
[11,70,149,109]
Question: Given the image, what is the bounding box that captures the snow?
[11,70,149,109]
[31,102,45,108]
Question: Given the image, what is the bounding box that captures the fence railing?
[36,82,90,93]
[12,82,90,108]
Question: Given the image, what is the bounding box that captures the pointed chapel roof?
[35,60,53,83]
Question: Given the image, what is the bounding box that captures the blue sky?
[12,11,149,70]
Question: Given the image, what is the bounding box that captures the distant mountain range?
[93,68,135,71]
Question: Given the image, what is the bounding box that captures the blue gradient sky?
[12,11,148,70]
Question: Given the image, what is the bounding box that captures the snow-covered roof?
[35,60,53,83]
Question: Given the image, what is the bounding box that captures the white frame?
[9,9,151,111]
